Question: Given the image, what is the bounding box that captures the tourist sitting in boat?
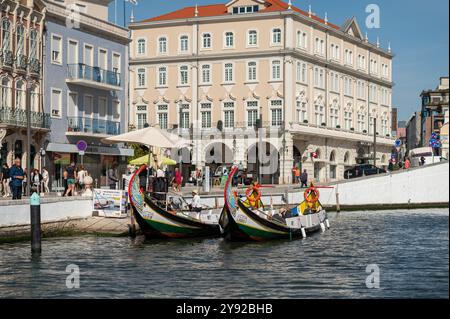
[189,190,203,213]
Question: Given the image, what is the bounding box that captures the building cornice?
[130,49,394,88]
[129,9,394,58]
[45,1,130,44]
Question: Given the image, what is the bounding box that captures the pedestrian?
[172,167,182,192]
[404,157,411,170]
[1,163,10,197]
[77,165,87,192]
[42,167,50,193]
[62,169,68,196]
[300,169,308,188]
[31,168,42,194]
[420,156,426,166]
[65,162,76,197]
[388,160,394,172]
[9,158,25,200]
[292,166,301,184]
[22,169,27,195]
[107,163,119,190]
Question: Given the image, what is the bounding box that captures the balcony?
[66,64,122,91]
[29,58,41,76]
[15,54,28,72]
[0,107,51,130]
[66,117,121,137]
[0,50,13,68]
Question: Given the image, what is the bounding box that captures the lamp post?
[26,81,33,197]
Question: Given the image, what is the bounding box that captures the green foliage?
[128,144,148,164]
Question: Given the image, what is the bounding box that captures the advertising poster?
[93,189,127,218]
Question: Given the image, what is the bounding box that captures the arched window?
[1,77,11,108]
[15,80,25,109]
[344,151,351,166]
[1,18,11,51]
[29,29,38,60]
[16,24,25,56]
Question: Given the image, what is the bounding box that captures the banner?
[93,189,127,218]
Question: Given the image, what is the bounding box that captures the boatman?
[189,190,203,213]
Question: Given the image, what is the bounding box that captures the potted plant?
[303,119,309,124]
[321,122,327,127]
[336,125,341,129]
[350,127,355,131]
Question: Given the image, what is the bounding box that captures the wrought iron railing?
[67,64,121,87]
[0,50,13,68]
[29,58,41,75]
[15,54,28,71]
[0,107,51,129]
[67,117,121,136]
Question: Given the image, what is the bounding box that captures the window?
[314,67,325,88]
[112,100,120,119]
[247,61,257,81]
[202,33,211,49]
[180,35,188,52]
[315,38,324,55]
[98,97,107,120]
[369,84,378,103]
[272,28,282,45]
[137,68,146,87]
[248,30,258,46]
[180,104,190,129]
[136,105,147,129]
[1,78,11,108]
[330,72,340,92]
[358,54,366,69]
[296,61,307,83]
[16,24,25,56]
[370,59,378,74]
[344,109,353,130]
[1,18,11,52]
[271,100,283,127]
[223,102,234,128]
[357,81,366,99]
[247,101,258,127]
[314,104,325,125]
[137,39,146,55]
[296,100,308,123]
[344,77,353,96]
[331,44,340,60]
[158,37,167,54]
[158,67,167,87]
[179,65,189,86]
[357,112,365,132]
[369,116,375,134]
[201,103,212,128]
[381,64,389,78]
[51,88,62,117]
[381,116,389,136]
[157,104,168,129]
[224,63,233,83]
[112,53,121,76]
[51,34,62,64]
[272,60,281,80]
[29,29,38,60]
[232,5,259,14]
[225,32,234,48]
[201,64,211,84]
[296,31,307,49]
[84,95,93,118]
[345,49,353,65]
[67,92,78,117]
[330,103,339,128]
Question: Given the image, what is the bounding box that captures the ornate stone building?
[129,0,395,184]
[0,0,47,170]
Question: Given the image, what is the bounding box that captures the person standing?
[77,166,87,192]
[107,163,119,190]
[31,169,42,194]
[404,157,411,170]
[65,162,76,196]
[292,166,301,184]
[172,167,182,192]
[300,169,308,188]
[1,163,10,197]
[10,159,25,200]
[420,156,426,166]
[42,167,50,193]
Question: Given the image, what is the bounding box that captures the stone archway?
[247,142,280,184]
[204,142,233,180]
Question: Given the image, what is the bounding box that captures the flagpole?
[123,0,126,27]
[114,0,117,24]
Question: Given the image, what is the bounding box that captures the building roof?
[140,0,340,30]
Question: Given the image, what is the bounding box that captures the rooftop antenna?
[376,36,380,48]
[195,4,199,17]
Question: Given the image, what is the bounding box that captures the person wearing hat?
[189,189,203,212]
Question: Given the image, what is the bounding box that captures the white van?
[408,147,441,167]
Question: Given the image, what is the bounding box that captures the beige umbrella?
[103,126,190,148]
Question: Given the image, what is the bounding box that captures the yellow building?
[129,0,395,184]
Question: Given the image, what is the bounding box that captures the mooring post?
[335,192,341,213]
[30,192,42,253]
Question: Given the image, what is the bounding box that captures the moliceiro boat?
[219,166,330,241]
[128,165,222,239]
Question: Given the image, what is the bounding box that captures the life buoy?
[304,187,320,203]
[246,186,262,206]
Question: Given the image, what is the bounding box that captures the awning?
[46,143,134,157]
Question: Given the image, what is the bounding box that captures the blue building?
[43,0,131,190]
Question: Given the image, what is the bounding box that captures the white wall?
[0,199,92,227]
[289,162,449,206]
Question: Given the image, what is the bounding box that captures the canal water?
[0,209,448,299]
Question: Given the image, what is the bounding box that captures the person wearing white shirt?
[190,190,202,212]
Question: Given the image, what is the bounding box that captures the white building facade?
[129,0,395,184]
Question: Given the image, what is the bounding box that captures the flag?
[127,0,138,4]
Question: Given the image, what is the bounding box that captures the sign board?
[93,189,127,218]
[395,139,402,148]
[76,140,88,152]
[79,151,85,156]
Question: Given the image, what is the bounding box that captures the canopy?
[102,126,191,149]
[130,155,177,166]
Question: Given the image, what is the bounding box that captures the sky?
[109,0,449,121]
